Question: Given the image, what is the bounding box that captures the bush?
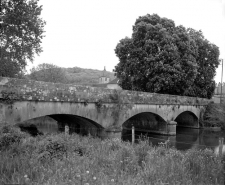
[35,135,68,162]
[203,102,225,129]
[0,125,28,151]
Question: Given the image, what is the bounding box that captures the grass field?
[0,126,224,185]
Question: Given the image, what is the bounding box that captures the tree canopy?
[29,63,68,83]
[0,0,46,78]
[114,14,220,98]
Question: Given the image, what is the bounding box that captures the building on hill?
[99,66,110,84]
[94,67,122,90]
[107,78,122,90]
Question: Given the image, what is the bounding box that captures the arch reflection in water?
[125,126,225,151]
[121,110,225,151]
[122,112,167,141]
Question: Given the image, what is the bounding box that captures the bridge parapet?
[0,77,209,106]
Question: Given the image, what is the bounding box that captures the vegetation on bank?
[0,126,224,185]
[202,102,225,130]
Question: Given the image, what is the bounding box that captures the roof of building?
[107,78,119,84]
[91,83,108,88]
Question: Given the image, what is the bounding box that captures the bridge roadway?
[0,77,209,138]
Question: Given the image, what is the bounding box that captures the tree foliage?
[114,14,220,98]
[187,29,220,98]
[0,0,46,77]
[29,63,68,83]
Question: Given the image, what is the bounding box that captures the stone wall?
[0,77,209,105]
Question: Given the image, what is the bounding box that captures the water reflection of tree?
[175,127,201,150]
[199,129,224,148]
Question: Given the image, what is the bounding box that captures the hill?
[27,66,116,85]
[64,67,115,85]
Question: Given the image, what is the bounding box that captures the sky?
[30,0,225,83]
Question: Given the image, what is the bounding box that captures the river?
[29,121,225,152]
[131,126,225,151]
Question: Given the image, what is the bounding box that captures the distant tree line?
[28,63,115,84]
[29,63,68,83]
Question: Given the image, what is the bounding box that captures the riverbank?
[202,102,225,130]
[0,126,224,185]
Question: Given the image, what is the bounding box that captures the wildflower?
[111,179,114,182]
[93,176,97,180]
[24,174,29,182]
[86,170,89,174]
[76,174,80,178]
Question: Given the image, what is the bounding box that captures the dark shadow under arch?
[49,114,103,136]
[122,112,167,141]
[17,114,103,137]
[175,111,199,128]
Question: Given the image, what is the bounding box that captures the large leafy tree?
[114,14,219,98]
[29,63,68,83]
[0,0,45,78]
[187,29,220,98]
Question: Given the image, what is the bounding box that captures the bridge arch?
[50,114,103,135]
[121,112,167,140]
[5,101,110,129]
[18,113,103,137]
[174,111,199,128]
[118,104,168,126]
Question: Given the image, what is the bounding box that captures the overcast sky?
[30,0,225,83]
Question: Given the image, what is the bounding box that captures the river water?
[30,121,225,152]
[133,126,225,151]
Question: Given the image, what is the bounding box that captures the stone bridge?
[0,77,209,138]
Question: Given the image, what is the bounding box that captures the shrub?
[35,135,68,162]
[0,125,28,151]
[203,102,225,129]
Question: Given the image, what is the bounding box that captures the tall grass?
[0,125,224,185]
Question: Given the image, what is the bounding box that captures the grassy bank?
[0,126,224,185]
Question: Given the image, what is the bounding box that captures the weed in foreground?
[0,130,224,185]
